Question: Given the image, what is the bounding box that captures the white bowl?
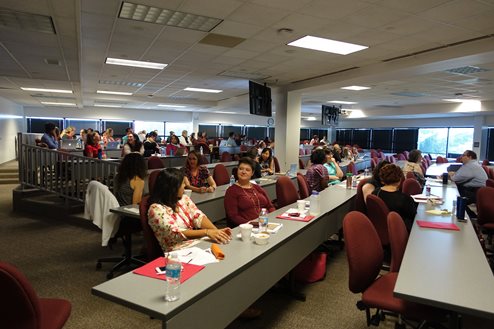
[253,233,270,245]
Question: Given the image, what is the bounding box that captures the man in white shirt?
[178,130,191,146]
[450,150,487,209]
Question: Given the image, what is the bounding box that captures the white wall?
[0,97,24,164]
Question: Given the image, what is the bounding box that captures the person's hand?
[206,186,215,193]
[200,186,207,193]
[208,228,232,244]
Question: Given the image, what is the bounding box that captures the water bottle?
[97,148,102,160]
[309,191,320,215]
[229,174,235,186]
[164,252,181,302]
[200,146,204,155]
[425,180,431,197]
[258,208,269,233]
[346,173,353,189]
[76,139,82,149]
[364,168,369,177]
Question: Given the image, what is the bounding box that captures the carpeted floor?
[1,181,493,329]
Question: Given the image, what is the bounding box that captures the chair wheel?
[356,301,366,311]
[106,272,114,280]
[96,262,102,270]
[370,314,381,326]
[380,312,385,320]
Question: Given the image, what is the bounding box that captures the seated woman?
[224,157,275,227]
[113,153,146,206]
[259,147,275,176]
[305,149,329,192]
[102,128,115,147]
[373,164,418,231]
[143,131,160,157]
[148,168,232,252]
[165,134,181,155]
[84,131,103,158]
[245,147,262,179]
[362,160,390,203]
[183,151,217,193]
[402,149,425,185]
[60,126,76,140]
[323,149,344,185]
[121,132,144,156]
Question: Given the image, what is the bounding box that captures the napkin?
[211,243,225,260]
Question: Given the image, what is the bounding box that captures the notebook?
[106,141,120,149]
[174,147,186,156]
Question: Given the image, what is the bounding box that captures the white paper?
[174,246,219,266]
[123,207,139,214]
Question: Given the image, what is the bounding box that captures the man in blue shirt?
[40,123,59,149]
[450,150,487,206]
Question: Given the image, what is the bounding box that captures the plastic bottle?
[364,168,369,177]
[309,191,320,216]
[229,175,235,186]
[346,173,353,189]
[258,208,269,233]
[200,146,203,155]
[164,252,181,302]
[425,180,431,197]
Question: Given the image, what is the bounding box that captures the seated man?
[449,150,487,207]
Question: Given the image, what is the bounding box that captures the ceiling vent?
[199,33,245,48]
[390,92,427,97]
[98,80,144,87]
[44,58,61,66]
[0,8,55,34]
[119,2,222,32]
[445,66,489,75]
[291,67,360,84]
[219,70,270,80]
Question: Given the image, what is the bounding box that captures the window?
[198,125,217,139]
[394,129,418,153]
[165,122,192,137]
[268,127,274,140]
[103,121,132,137]
[352,129,370,149]
[336,129,352,145]
[66,119,100,134]
[27,117,63,133]
[135,121,164,136]
[418,128,448,157]
[223,125,242,138]
[247,126,266,140]
[447,128,473,158]
[300,129,310,141]
[371,129,393,152]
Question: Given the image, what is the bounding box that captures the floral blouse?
[184,165,211,188]
[148,195,205,252]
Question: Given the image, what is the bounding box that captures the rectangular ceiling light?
[105,57,167,70]
[341,86,371,91]
[119,2,222,32]
[41,102,76,106]
[21,87,73,93]
[94,104,124,108]
[288,36,368,55]
[328,100,357,105]
[158,104,186,108]
[97,90,133,95]
[184,87,222,93]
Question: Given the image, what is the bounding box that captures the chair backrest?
[402,151,409,160]
[354,178,370,214]
[273,156,281,173]
[482,165,490,177]
[482,159,490,166]
[139,195,164,261]
[297,173,310,199]
[486,178,494,188]
[347,161,358,175]
[387,212,409,272]
[220,152,231,162]
[199,154,209,165]
[298,158,305,170]
[147,156,164,170]
[276,176,299,208]
[148,169,162,194]
[489,168,494,180]
[213,163,229,186]
[401,178,422,196]
[477,187,494,226]
[396,153,406,161]
[343,211,383,294]
[371,157,378,170]
[436,156,448,163]
[240,144,248,152]
[366,194,391,246]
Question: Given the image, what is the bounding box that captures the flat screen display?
[249,81,272,117]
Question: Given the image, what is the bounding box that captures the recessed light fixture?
[341,86,371,91]
[184,87,222,93]
[288,36,368,55]
[342,109,366,118]
[305,116,318,121]
[41,102,76,106]
[94,104,123,108]
[97,90,133,96]
[105,57,167,70]
[158,104,186,108]
[328,100,357,105]
[216,111,236,114]
[21,87,73,93]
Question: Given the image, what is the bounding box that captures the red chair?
[366,194,390,247]
[298,158,305,170]
[371,157,378,170]
[354,178,370,214]
[148,170,162,194]
[276,176,298,208]
[396,153,406,161]
[405,171,415,179]
[343,212,445,327]
[0,262,72,329]
[476,187,494,245]
[387,212,409,273]
[213,163,229,186]
[139,195,164,261]
[436,156,448,163]
[401,178,422,196]
[486,178,494,188]
[297,173,310,199]
[199,154,209,165]
[273,156,281,173]
[402,151,409,160]
[220,152,231,162]
[489,168,494,180]
[147,156,164,170]
[482,165,490,177]
[347,162,358,175]
[240,144,248,152]
[482,159,490,166]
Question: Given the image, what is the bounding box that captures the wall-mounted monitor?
[321,105,341,126]
[249,81,272,117]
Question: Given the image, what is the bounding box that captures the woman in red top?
[224,157,275,227]
[165,135,180,155]
[84,131,103,158]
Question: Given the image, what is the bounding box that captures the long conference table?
[394,175,494,324]
[93,185,357,329]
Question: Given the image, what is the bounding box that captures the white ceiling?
[0,0,494,121]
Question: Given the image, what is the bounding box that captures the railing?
[18,136,119,202]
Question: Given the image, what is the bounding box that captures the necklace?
[239,184,260,214]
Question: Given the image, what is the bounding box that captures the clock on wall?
[267,118,274,126]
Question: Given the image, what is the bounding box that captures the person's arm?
[206,175,217,192]
[183,176,201,193]
[224,186,248,226]
[333,161,344,179]
[130,177,144,204]
[318,166,329,190]
[256,185,275,213]
[42,134,59,149]
[269,158,275,174]
[362,183,376,203]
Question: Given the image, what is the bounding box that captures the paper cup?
[183,189,192,197]
[239,223,253,242]
[297,200,306,212]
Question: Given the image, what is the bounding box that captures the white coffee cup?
[183,189,192,197]
[239,223,253,242]
[297,200,306,212]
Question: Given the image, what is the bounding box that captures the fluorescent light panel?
[328,100,357,105]
[21,87,73,94]
[94,104,123,108]
[41,102,76,106]
[341,86,371,91]
[97,90,133,95]
[184,87,222,93]
[105,57,167,70]
[288,36,367,55]
[158,104,186,108]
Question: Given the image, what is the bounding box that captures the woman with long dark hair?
[121,132,144,156]
[183,150,217,193]
[114,153,146,206]
[148,168,231,252]
[259,147,275,175]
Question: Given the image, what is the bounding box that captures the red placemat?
[416,220,460,231]
[276,214,315,222]
[133,257,205,283]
